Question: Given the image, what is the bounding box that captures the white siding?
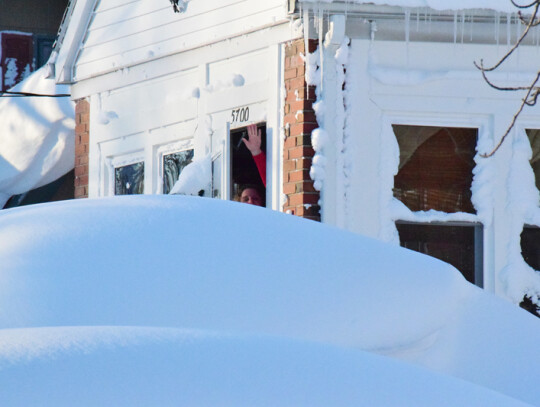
[74,0,288,80]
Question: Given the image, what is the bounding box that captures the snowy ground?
[0,195,538,406]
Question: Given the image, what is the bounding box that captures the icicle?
[495,12,501,50]
[516,13,521,44]
[461,12,465,44]
[303,4,309,65]
[404,8,410,66]
[318,5,324,95]
[453,11,458,44]
[507,13,511,47]
[470,15,474,42]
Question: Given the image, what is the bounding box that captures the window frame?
[156,139,194,195]
[382,115,488,287]
[106,152,145,196]
[396,220,484,286]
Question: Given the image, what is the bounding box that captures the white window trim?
[106,151,145,196]
[156,139,194,194]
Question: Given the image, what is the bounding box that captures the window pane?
[393,126,477,213]
[115,162,144,195]
[521,226,540,270]
[525,129,540,194]
[396,223,482,284]
[212,155,222,199]
[162,149,194,194]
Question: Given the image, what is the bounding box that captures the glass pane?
[397,223,481,284]
[115,162,144,195]
[212,155,222,199]
[162,149,194,194]
[521,226,540,270]
[393,126,477,213]
[525,129,540,194]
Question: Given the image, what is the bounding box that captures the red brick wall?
[283,39,320,221]
[74,99,89,199]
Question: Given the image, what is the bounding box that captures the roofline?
[292,1,516,22]
[52,0,98,86]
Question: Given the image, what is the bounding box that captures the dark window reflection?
[393,126,477,213]
[525,130,540,193]
[397,222,483,285]
[115,162,144,195]
[521,226,540,270]
[163,149,194,194]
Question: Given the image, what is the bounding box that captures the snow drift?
[0,66,75,208]
[0,326,532,407]
[0,196,539,405]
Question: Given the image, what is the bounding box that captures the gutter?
[291,2,512,23]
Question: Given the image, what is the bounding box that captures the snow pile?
[0,196,539,405]
[499,130,540,305]
[0,326,533,407]
[0,66,75,208]
[299,0,521,14]
[169,154,211,195]
[204,73,245,93]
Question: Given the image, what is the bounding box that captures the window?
[230,124,266,204]
[1,33,33,91]
[393,125,481,285]
[397,222,483,285]
[35,36,55,68]
[525,129,540,194]
[162,149,194,194]
[521,226,540,271]
[393,125,477,214]
[115,162,144,195]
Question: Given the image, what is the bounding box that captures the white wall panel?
[75,0,287,80]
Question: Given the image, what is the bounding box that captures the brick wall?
[74,99,89,198]
[283,39,320,221]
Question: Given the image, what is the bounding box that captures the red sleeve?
[252,152,266,187]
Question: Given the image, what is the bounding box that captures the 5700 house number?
[230,107,249,123]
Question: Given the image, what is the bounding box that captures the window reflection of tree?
[163,150,194,194]
[393,126,477,214]
[525,130,540,193]
[115,162,144,195]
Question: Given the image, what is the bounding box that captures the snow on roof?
[299,0,522,14]
[0,66,75,208]
[0,195,539,405]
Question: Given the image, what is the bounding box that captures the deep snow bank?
[0,326,533,407]
[0,196,538,404]
[0,66,74,208]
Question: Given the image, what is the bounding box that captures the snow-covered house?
[53,0,540,312]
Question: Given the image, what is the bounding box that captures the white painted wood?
[71,22,299,99]
[74,0,288,81]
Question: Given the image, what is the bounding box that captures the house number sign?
[230,107,249,123]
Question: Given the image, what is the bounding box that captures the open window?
[393,125,482,285]
[230,124,266,205]
[211,122,267,206]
